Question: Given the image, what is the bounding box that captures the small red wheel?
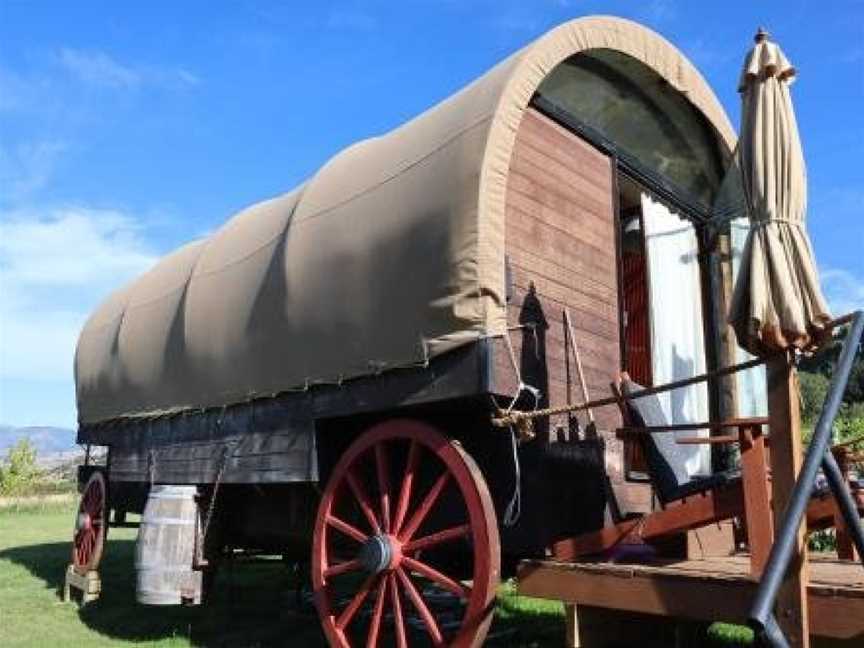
[312,420,500,648]
[72,471,107,574]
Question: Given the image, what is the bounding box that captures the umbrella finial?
[754,27,770,43]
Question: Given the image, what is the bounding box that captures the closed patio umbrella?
[729,28,831,356]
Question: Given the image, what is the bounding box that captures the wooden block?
[687,520,737,559]
[64,564,101,604]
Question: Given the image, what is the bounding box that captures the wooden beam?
[552,518,641,560]
[767,356,810,648]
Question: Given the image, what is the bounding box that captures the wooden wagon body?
[71,15,753,646]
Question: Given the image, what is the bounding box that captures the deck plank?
[517,555,864,640]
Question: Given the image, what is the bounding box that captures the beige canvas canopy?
[75,15,735,424]
[729,30,831,355]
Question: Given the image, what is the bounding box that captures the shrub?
[0,439,42,497]
[798,371,829,422]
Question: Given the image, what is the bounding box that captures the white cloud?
[59,48,140,88]
[0,207,158,382]
[0,139,68,201]
[57,48,200,90]
[820,267,864,316]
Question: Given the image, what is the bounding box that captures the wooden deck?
[517,555,864,642]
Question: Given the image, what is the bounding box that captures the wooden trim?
[611,162,626,373]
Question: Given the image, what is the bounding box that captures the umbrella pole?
[766,354,810,648]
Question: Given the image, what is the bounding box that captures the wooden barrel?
[135,485,202,605]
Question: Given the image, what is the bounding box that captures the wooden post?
[564,603,581,647]
[832,447,856,560]
[739,423,774,577]
[767,355,809,648]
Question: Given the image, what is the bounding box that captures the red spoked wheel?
[312,420,500,648]
[72,471,107,574]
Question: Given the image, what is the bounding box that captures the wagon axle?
[76,512,92,533]
[358,534,401,574]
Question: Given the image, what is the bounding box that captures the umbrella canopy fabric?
[729,30,831,356]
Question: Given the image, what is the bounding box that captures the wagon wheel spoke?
[404,523,471,554]
[374,443,391,534]
[72,473,107,573]
[392,440,419,534]
[402,555,471,600]
[345,468,382,535]
[336,573,378,631]
[396,566,444,646]
[326,515,368,543]
[389,572,408,648]
[398,471,449,543]
[323,558,363,579]
[312,421,500,648]
[366,572,388,648]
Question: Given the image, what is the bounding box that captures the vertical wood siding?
[493,107,622,437]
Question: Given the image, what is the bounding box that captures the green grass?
[0,503,325,647]
[0,504,753,646]
[0,504,567,647]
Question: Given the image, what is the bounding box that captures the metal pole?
[820,451,864,565]
[763,613,792,648]
[749,310,864,634]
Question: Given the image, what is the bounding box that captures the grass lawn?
[0,503,750,647]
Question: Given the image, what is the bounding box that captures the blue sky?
[1,1,862,429]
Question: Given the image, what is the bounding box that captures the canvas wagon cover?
[75,16,734,424]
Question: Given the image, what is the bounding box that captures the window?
[536,49,728,213]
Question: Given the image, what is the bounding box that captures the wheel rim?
[312,420,500,648]
[72,472,107,574]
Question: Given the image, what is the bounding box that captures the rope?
[496,330,543,527]
[493,397,607,431]
[502,426,522,528]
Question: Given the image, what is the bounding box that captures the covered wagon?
[71,15,758,646]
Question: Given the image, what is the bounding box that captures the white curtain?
[731,217,768,416]
[642,193,711,476]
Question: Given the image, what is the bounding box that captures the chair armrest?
[676,435,741,445]
[616,417,769,440]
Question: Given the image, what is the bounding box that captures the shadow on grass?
[0,538,326,647]
[0,538,565,647]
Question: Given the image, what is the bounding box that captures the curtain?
[731,218,768,417]
[642,193,711,476]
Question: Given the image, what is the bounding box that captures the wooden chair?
[552,372,864,575]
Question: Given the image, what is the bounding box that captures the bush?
[0,439,42,497]
[834,402,864,445]
[799,371,829,421]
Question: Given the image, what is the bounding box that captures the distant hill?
[0,425,77,455]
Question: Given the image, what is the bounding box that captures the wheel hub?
[358,534,401,574]
[76,512,91,532]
